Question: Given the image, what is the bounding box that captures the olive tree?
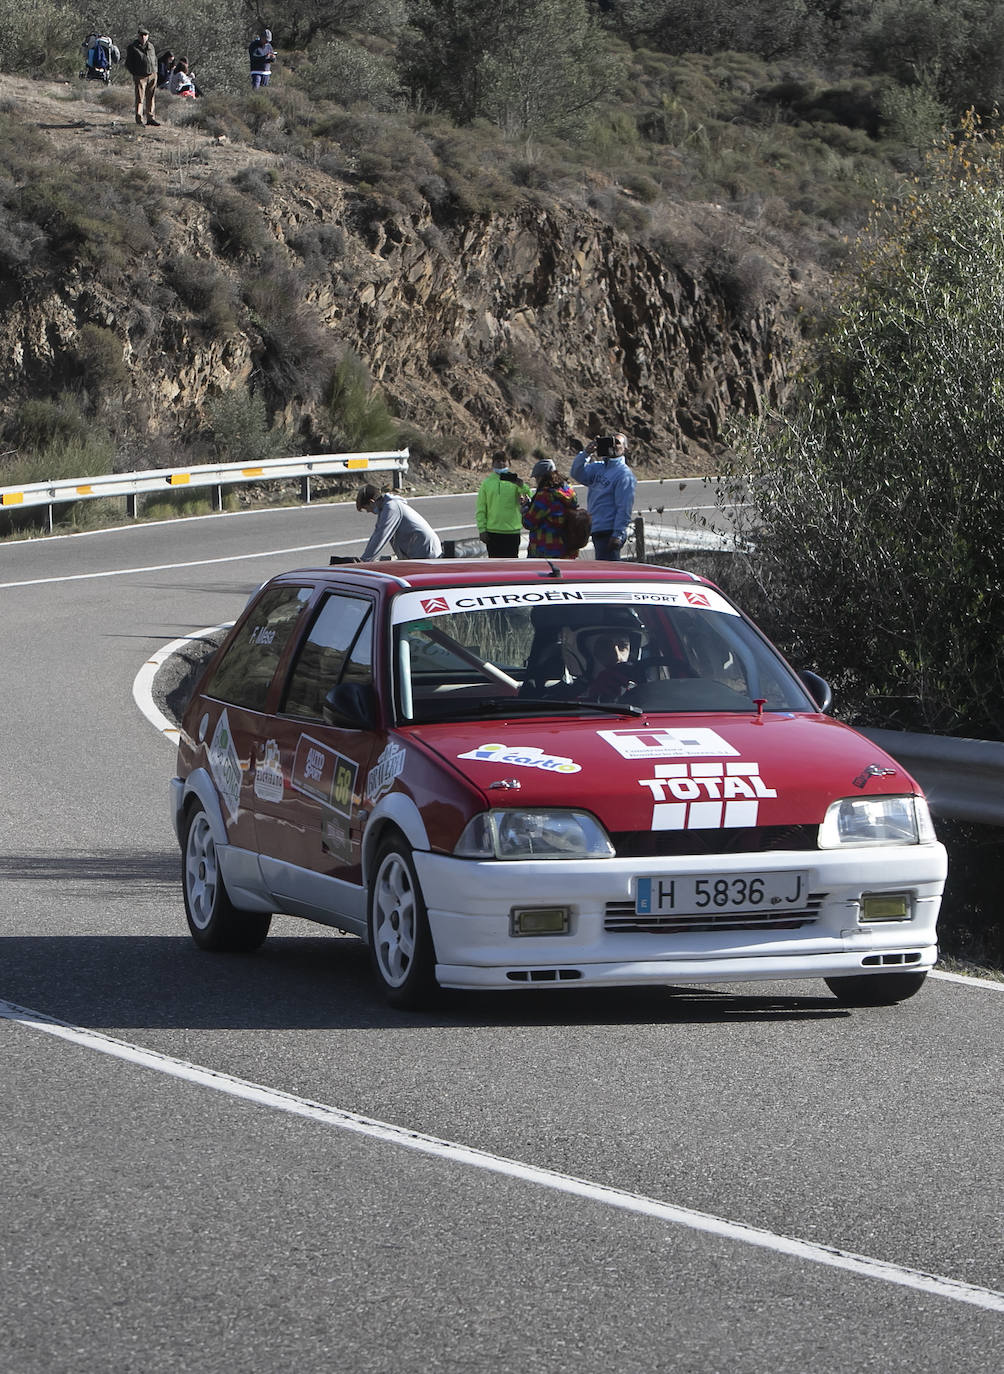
[404,0,617,136]
[717,114,1004,739]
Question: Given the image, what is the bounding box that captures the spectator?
[125,27,159,126]
[521,458,579,559]
[168,57,198,97]
[156,49,175,87]
[476,451,532,557]
[249,29,276,88]
[355,485,442,560]
[570,431,636,560]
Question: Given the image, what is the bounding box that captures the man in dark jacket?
[125,27,159,126]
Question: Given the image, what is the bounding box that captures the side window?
[282,593,373,719]
[205,585,312,711]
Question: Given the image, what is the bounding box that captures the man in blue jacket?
[570,432,636,560]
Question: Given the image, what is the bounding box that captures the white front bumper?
[413,844,946,991]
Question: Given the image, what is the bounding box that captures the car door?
[251,588,380,932]
[193,582,315,860]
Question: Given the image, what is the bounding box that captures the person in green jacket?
[476,452,532,557]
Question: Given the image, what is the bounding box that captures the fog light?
[861,893,911,922]
[510,907,570,937]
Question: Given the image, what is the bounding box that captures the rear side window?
[205,585,312,711]
[281,593,373,719]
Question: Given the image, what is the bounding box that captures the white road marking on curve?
[2,998,1001,1314]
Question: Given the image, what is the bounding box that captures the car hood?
[405,712,920,833]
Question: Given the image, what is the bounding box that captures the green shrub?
[202,186,273,258]
[207,386,286,465]
[718,115,1004,739]
[243,266,336,400]
[165,256,239,334]
[74,324,129,395]
[325,352,400,452]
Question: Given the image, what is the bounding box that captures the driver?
[577,632,638,701]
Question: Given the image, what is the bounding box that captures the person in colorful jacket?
[570,431,636,560]
[521,459,579,559]
[476,452,533,557]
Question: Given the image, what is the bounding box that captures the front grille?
[604,891,827,934]
[611,826,819,859]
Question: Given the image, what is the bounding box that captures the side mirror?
[799,671,833,714]
[323,682,376,730]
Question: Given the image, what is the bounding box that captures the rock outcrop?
[0,77,804,480]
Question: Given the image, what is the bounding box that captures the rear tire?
[183,804,271,952]
[824,971,927,1006]
[368,838,437,1009]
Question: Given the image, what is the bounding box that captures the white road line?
[2,997,1001,1315]
[0,526,477,589]
[930,969,1004,991]
[132,626,233,742]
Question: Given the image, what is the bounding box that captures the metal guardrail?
[858,728,1004,826]
[0,449,410,531]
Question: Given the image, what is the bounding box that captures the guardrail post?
[301,475,311,504]
[633,515,646,562]
[126,493,138,519]
[212,484,223,513]
[45,503,53,533]
[392,469,403,491]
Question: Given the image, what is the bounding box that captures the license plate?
[635,871,810,917]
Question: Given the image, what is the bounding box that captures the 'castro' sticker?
[458,743,581,774]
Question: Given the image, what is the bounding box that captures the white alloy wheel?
[368,840,436,1007]
[182,803,272,953]
[185,809,219,931]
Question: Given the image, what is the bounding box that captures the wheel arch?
[361,792,431,883]
[177,768,229,849]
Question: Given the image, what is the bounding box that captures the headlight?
[818,794,937,848]
[454,810,615,860]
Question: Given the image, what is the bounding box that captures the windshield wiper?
[467,696,645,718]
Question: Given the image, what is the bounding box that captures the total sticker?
[458,743,581,774]
[640,760,777,830]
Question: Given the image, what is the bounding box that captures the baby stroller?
[80,33,120,84]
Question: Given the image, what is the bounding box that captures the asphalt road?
[2,488,1002,1373]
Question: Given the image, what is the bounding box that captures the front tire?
[183,804,271,952]
[824,971,927,1006]
[368,838,437,1009]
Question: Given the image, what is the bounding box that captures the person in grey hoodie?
[355,485,442,560]
[570,432,636,560]
[125,27,159,126]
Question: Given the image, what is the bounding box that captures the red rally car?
[170,560,946,1009]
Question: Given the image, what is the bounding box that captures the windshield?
[390,582,815,724]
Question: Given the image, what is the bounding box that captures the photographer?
[476,451,533,557]
[570,431,636,560]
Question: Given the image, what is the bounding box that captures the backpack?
[85,35,119,70]
[564,503,592,553]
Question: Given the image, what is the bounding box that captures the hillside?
[0,72,815,488]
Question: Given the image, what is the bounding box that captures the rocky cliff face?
[0,78,803,480]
